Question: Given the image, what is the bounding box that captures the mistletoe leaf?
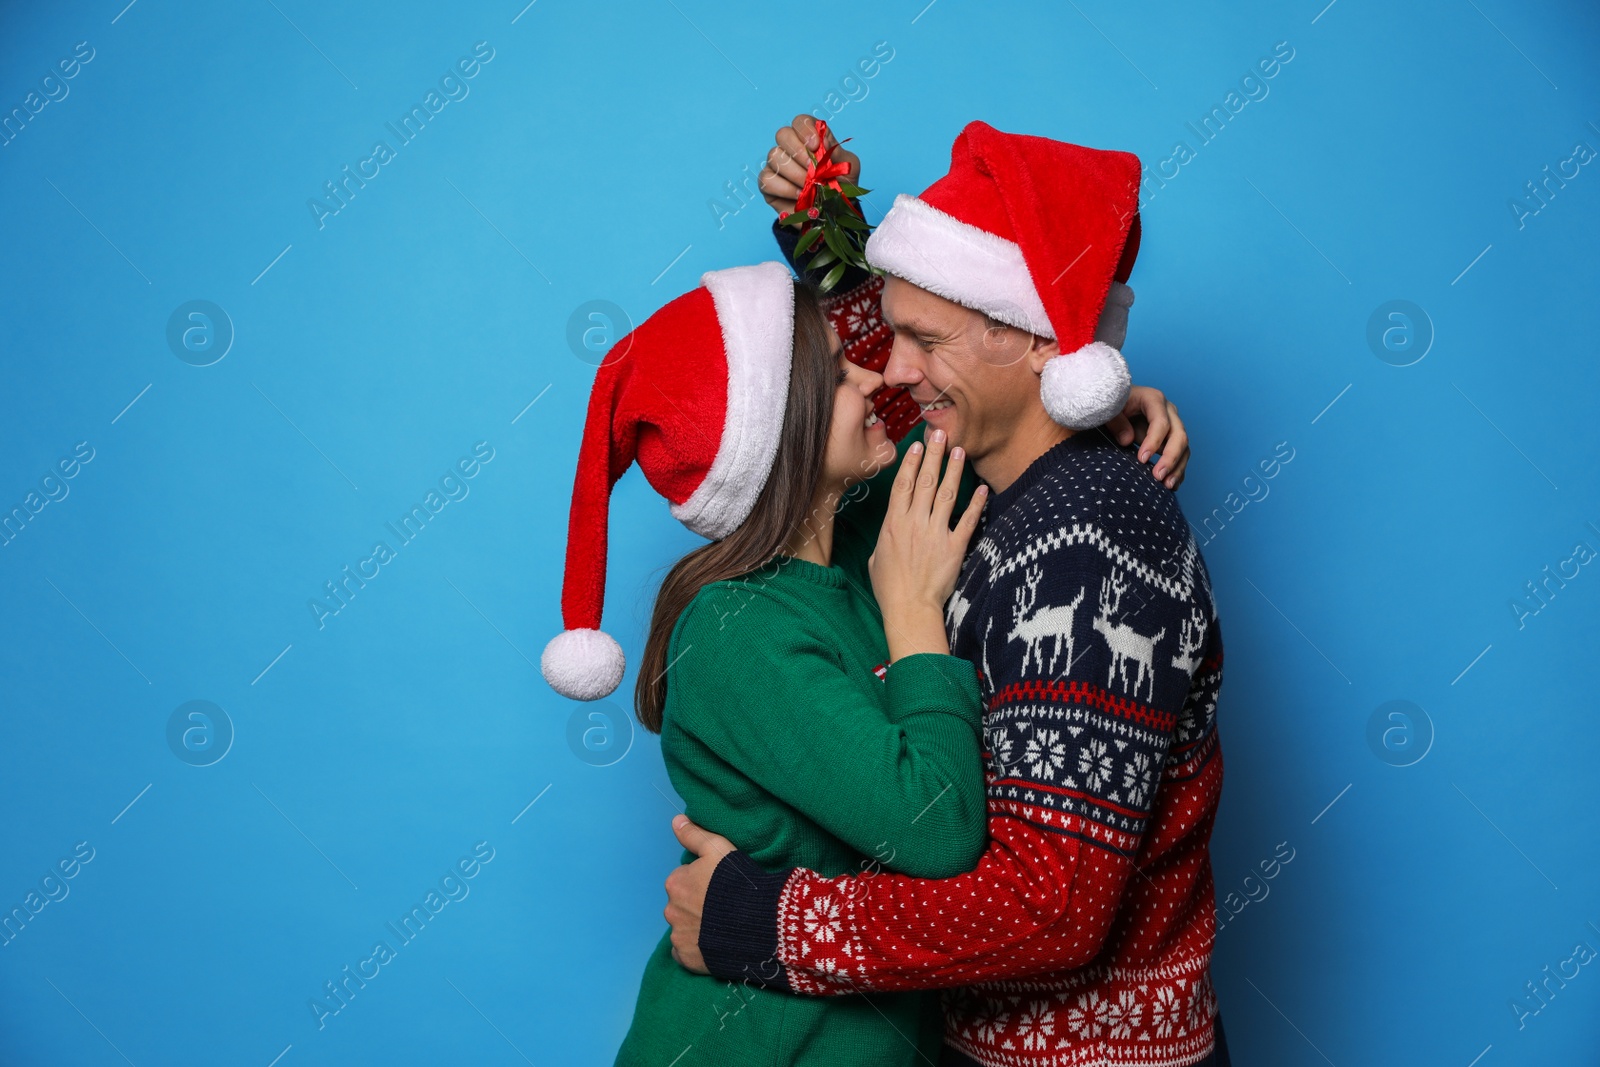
[806,245,839,271]
[821,223,851,262]
[820,261,849,292]
[793,225,825,257]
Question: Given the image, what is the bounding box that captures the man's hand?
[663,814,737,975]
[759,114,862,216]
[1104,385,1190,489]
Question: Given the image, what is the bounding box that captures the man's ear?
[1025,334,1062,375]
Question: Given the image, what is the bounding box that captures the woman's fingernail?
[951,446,963,459]
[909,442,922,454]
[977,484,988,495]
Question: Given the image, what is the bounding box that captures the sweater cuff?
[699,850,793,989]
[884,652,983,733]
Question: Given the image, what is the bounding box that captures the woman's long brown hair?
[634,281,836,733]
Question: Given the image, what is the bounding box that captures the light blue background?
[2,1,1596,1064]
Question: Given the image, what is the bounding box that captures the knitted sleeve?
[698,523,1206,994]
[668,584,989,881]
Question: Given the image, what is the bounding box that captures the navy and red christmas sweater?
[695,217,1230,1067]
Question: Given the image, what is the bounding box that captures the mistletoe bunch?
[777,120,874,292]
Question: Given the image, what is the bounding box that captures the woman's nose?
[854,365,885,395]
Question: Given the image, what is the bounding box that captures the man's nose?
[882,337,923,389]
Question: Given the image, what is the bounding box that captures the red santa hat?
[541,261,797,701]
[864,120,1143,428]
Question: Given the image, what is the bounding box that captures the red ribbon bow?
[794,120,855,216]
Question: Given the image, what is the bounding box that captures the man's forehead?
[880,277,981,337]
[881,291,951,335]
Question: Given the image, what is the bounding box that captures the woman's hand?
[868,428,988,662]
[759,114,862,216]
[1103,384,1191,489]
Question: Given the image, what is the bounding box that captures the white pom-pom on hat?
[541,628,626,701]
[1040,341,1132,430]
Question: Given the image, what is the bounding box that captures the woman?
[539,262,1188,1064]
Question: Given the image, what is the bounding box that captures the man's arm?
[675,527,1202,993]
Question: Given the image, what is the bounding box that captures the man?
[666,119,1228,1067]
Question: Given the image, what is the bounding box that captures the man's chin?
[921,406,963,445]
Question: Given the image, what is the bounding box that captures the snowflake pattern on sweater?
[701,428,1227,1067]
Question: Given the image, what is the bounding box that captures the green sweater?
[614,454,987,1066]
